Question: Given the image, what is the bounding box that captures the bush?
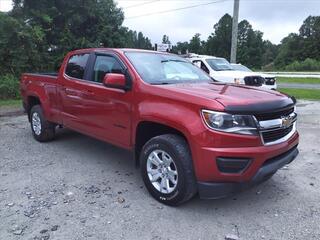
[0,74,20,99]
[285,58,320,71]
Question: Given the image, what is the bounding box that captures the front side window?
[193,60,210,74]
[125,52,211,85]
[65,54,89,79]
[92,55,124,83]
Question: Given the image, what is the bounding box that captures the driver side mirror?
[103,73,128,91]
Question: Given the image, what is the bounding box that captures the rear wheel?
[30,105,55,142]
[140,134,197,206]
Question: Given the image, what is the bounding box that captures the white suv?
[185,54,277,90]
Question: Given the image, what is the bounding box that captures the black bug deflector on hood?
[221,96,296,115]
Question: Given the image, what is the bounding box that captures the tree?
[9,0,148,70]
[237,20,265,68]
[275,16,320,69]
[204,14,232,59]
[261,40,279,67]
[299,16,320,60]
[203,14,265,68]
[171,41,189,54]
[162,35,171,44]
[188,33,203,54]
[0,12,47,75]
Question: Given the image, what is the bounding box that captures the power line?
[125,0,230,19]
[123,0,160,10]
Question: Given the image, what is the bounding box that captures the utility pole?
[230,0,240,63]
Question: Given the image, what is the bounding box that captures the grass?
[0,99,22,107]
[277,77,320,84]
[279,88,320,100]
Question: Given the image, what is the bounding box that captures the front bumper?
[261,82,277,90]
[198,145,299,199]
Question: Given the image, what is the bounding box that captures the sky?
[1,0,319,45]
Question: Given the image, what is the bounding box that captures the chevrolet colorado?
[20,48,299,206]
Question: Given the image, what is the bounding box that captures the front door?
[79,53,133,148]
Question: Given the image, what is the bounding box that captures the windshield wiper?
[161,59,187,63]
[151,82,170,85]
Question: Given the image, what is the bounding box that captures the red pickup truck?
[20,48,299,205]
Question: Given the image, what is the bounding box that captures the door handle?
[82,90,94,97]
[64,88,78,96]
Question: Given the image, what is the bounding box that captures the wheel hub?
[32,112,42,136]
[146,150,178,194]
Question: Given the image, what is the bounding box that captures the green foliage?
[171,14,319,70]
[124,29,152,49]
[188,33,203,54]
[278,77,320,84]
[0,99,21,107]
[284,58,320,71]
[205,14,232,59]
[279,88,320,100]
[172,14,271,69]
[162,35,171,44]
[237,20,265,68]
[0,0,154,99]
[0,75,20,99]
[275,16,320,69]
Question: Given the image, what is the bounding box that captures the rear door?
[60,52,91,132]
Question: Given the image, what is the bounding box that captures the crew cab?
[20,48,299,206]
[185,54,277,90]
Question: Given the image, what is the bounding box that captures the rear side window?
[92,55,124,83]
[65,54,89,79]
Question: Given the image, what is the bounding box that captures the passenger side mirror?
[103,73,128,91]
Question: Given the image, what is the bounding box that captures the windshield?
[232,64,252,72]
[125,52,212,84]
[206,58,234,71]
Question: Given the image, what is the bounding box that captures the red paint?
[20,48,299,183]
[103,73,126,87]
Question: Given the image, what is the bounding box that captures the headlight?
[234,78,241,84]
[201,110,258,135]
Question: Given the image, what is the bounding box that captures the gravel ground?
[0,100,320,240]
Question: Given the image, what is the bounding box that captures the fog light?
[216,157,251,174]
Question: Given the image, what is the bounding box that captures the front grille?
[255,107,294,121]
[265,78,275,85]
[262,125,293,144]
[244,76,265,86]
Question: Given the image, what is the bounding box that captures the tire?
[140,134,197,206]
[30,105,55,142]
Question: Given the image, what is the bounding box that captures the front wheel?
[30,105,55,142]
[140,134,197,206]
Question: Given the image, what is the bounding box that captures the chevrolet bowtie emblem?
[281,116,292,128]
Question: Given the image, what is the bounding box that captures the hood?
[161,82,294,114]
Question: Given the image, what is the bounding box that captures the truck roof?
[69,48,172,55]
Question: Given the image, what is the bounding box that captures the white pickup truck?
[185,54,277,90]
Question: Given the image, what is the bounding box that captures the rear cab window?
[65,54,90,79]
